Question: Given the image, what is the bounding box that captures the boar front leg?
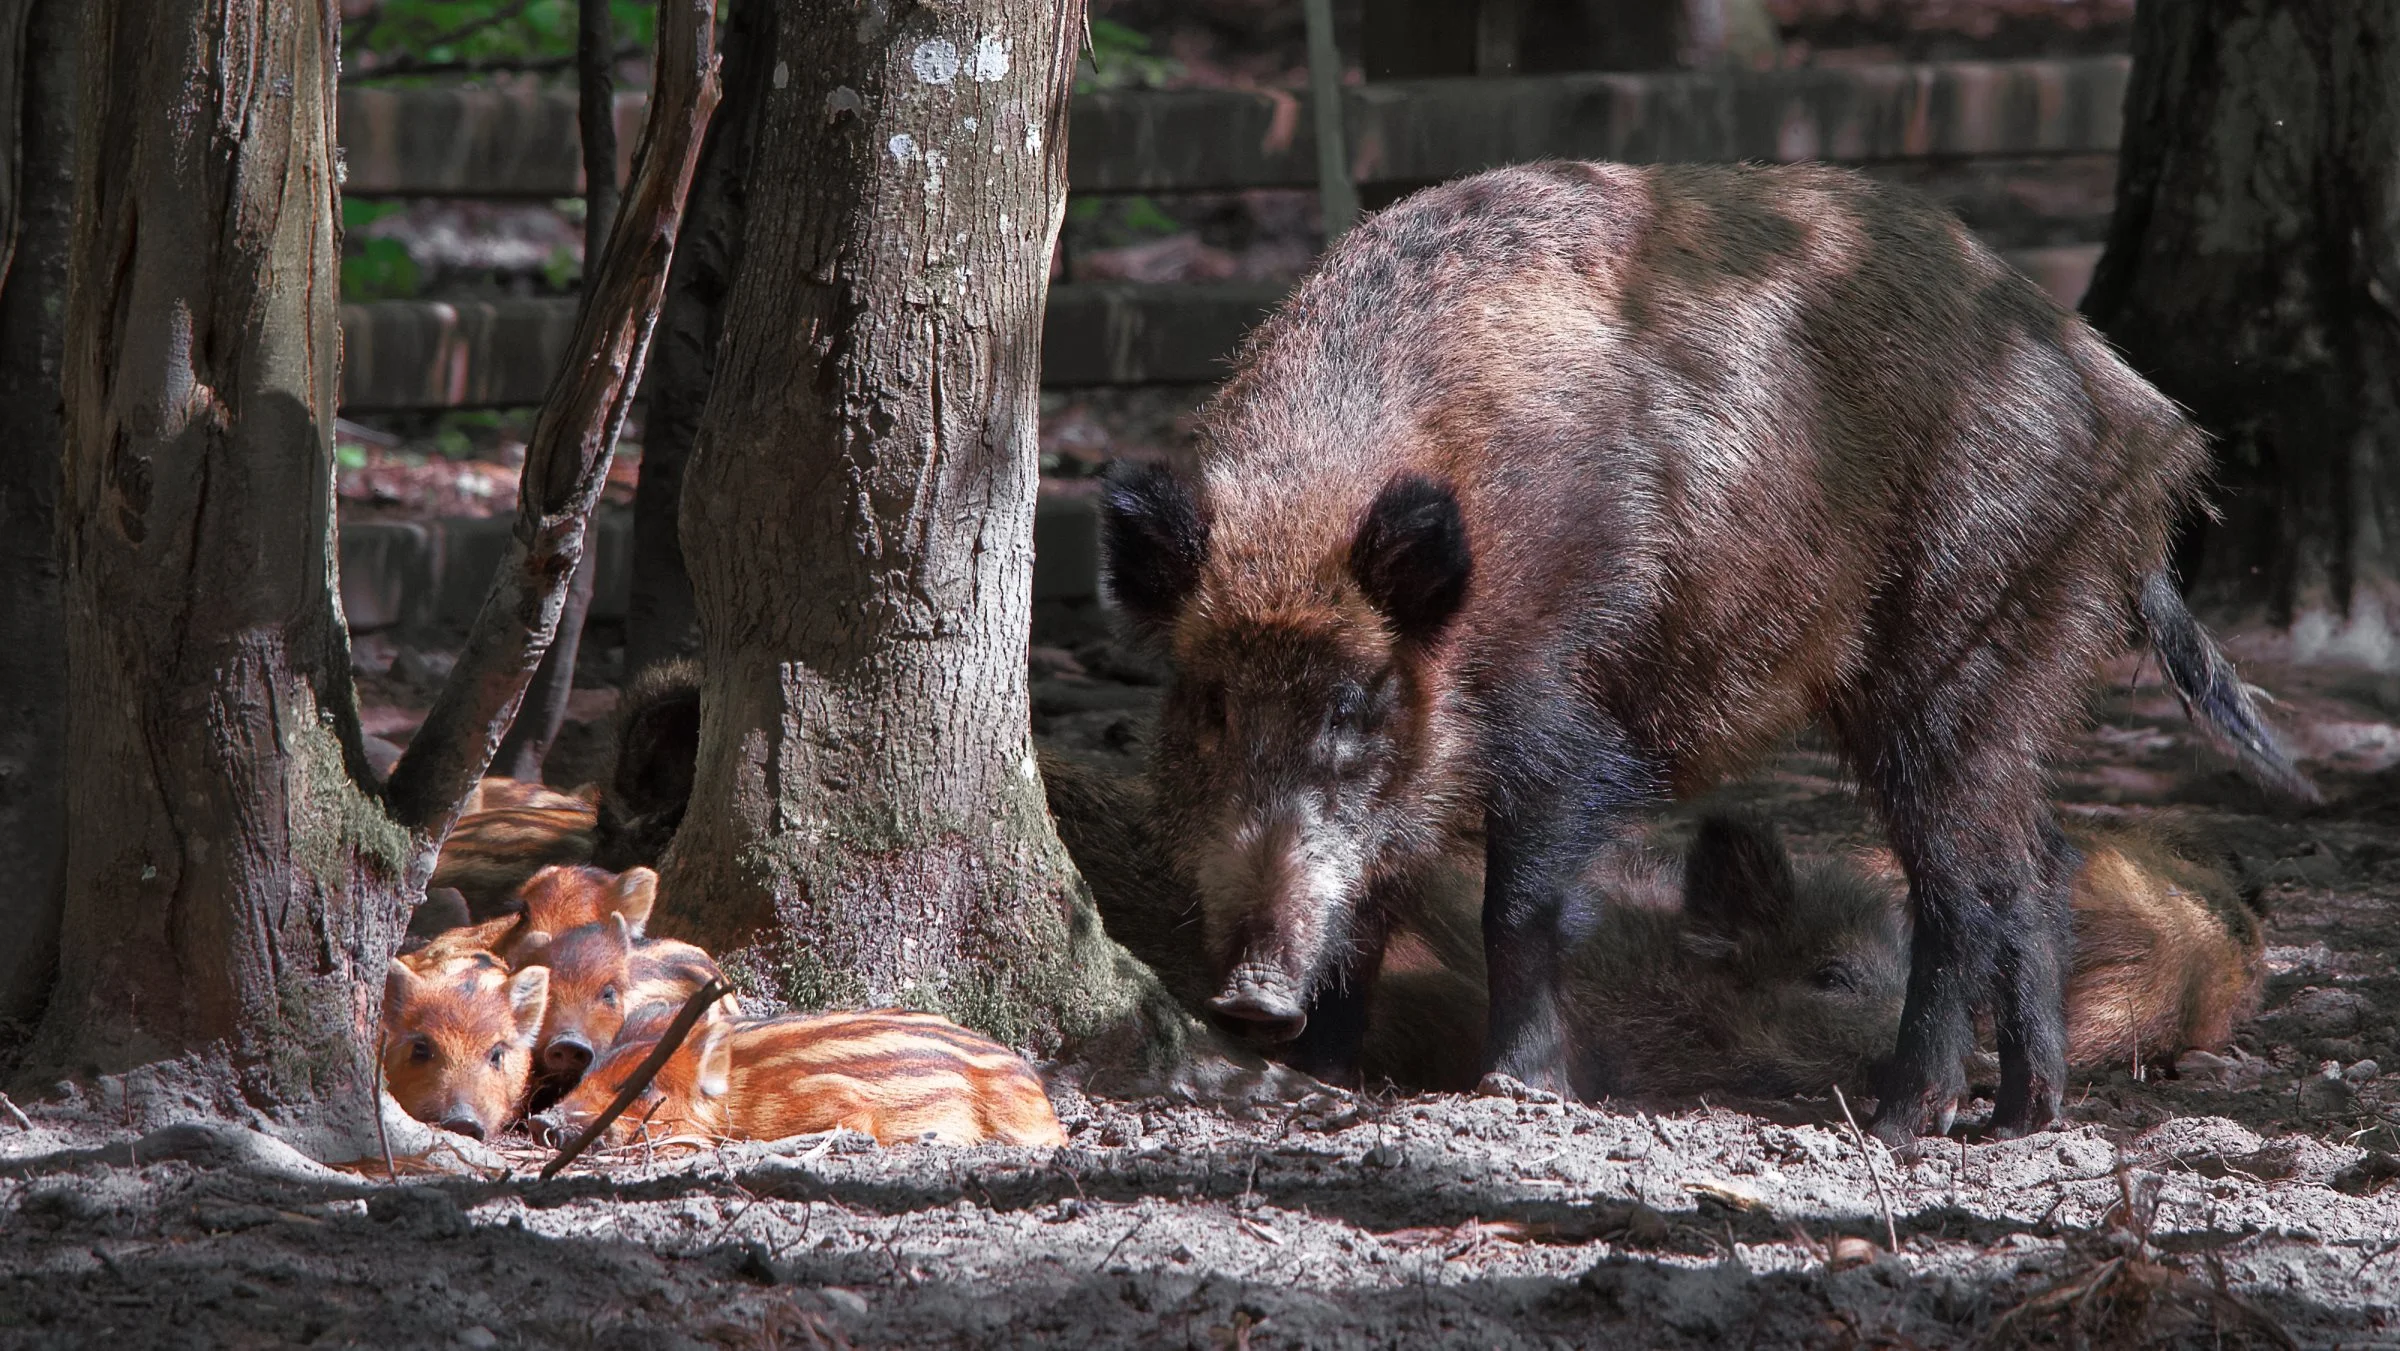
[1481,783,1627,1096]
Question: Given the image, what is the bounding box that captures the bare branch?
[383,0,721,845]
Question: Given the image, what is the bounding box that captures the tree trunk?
[35,0,400,1142]
[2083,1,2400,662]
[28,0,718,1153]
[0,0,76,1038]
[662,0,1185,1063]
[624,0,773,678]
[492,0,624,780]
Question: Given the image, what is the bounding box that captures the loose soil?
[6,638,2399,1349]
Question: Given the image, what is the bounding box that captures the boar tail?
[2137,570,2320,804]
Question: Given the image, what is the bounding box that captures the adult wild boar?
[1099,160,2310,1141]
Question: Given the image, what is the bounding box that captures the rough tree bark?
[624,0,773,678]
[662,0,1186,1063]
[36,0,399,1137]
[0,0,76,1037]
[491,0,622,780]
[27,0,718,1151]
[2083,1,2400,665]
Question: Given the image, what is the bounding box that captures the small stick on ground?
[0,1093,33,1131]
[372,1082,397,1183]
[1832,1084,1900,1254]
[539,978,727,1181]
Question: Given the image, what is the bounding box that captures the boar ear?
[507,966,551,1042]
[1349,475,1470,644]
[1683,813,1799,933]
[609,868,658,936]
[694,1023,733,1099]
[1100,460,1208,635]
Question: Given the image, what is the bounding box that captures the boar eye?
[1327,683,1372,733]
[1192,683,1228,732]
[1811,963,1855,992]
[408,1038,433,1064]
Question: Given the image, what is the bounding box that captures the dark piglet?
[1099,159,2310,1140]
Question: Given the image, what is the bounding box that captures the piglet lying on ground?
[538,1007,1067,1149]
[380,953,549,1141]
[515,913,734,1094]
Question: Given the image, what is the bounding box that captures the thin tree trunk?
[662,0,1188,1064]
[383,1,719,842]
[2084,1,2400,661]
[37,0,396,1136]
[0,0,76,1038]
[492,0,623,780]
[624,0,772,678]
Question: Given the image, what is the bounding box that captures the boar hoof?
[1473,1072,1562,1105]
[1206,987,1307,1044]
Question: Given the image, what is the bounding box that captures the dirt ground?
[6,635,2400,1349]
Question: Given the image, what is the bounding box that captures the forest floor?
[6,634,2400,1349]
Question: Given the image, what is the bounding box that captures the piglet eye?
[600,986,619,1008]
[409,1038,433,1064]
[487,1045,509,1068]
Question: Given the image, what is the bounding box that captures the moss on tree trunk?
[31,0,404,1141]
[661,0,1189,1068]
[2084,0,2400,663]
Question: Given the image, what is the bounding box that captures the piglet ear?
[694,1023,733,1099]
[507,966,551,1042]
[1682,813,1799,933]
[1100,461,1209,636]
[1349,475,1470,643]
[384,959,421,1022]
[610,868,659,937]
[513,930,555,968]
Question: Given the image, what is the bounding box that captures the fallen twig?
[1832,1084,1901,1255]
[538,977,727,1181]
[0,1092,33,1131]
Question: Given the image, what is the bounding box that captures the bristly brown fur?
[1106,159,2222,1136]
[594,659,703,870]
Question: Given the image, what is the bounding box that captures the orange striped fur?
[546,1009,1066,1149]
[432,779,602,914]
[382,953,549,1140]
[404,864,661,972]
[517,913,735,1090]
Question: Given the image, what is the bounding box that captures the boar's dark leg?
[1842,712,2062,1144]
[1987,816,2079,1137]
[1479,702,1649,1096]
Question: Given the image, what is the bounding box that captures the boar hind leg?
[1987,819,2079,1137]
[1848,724,2064,1145]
